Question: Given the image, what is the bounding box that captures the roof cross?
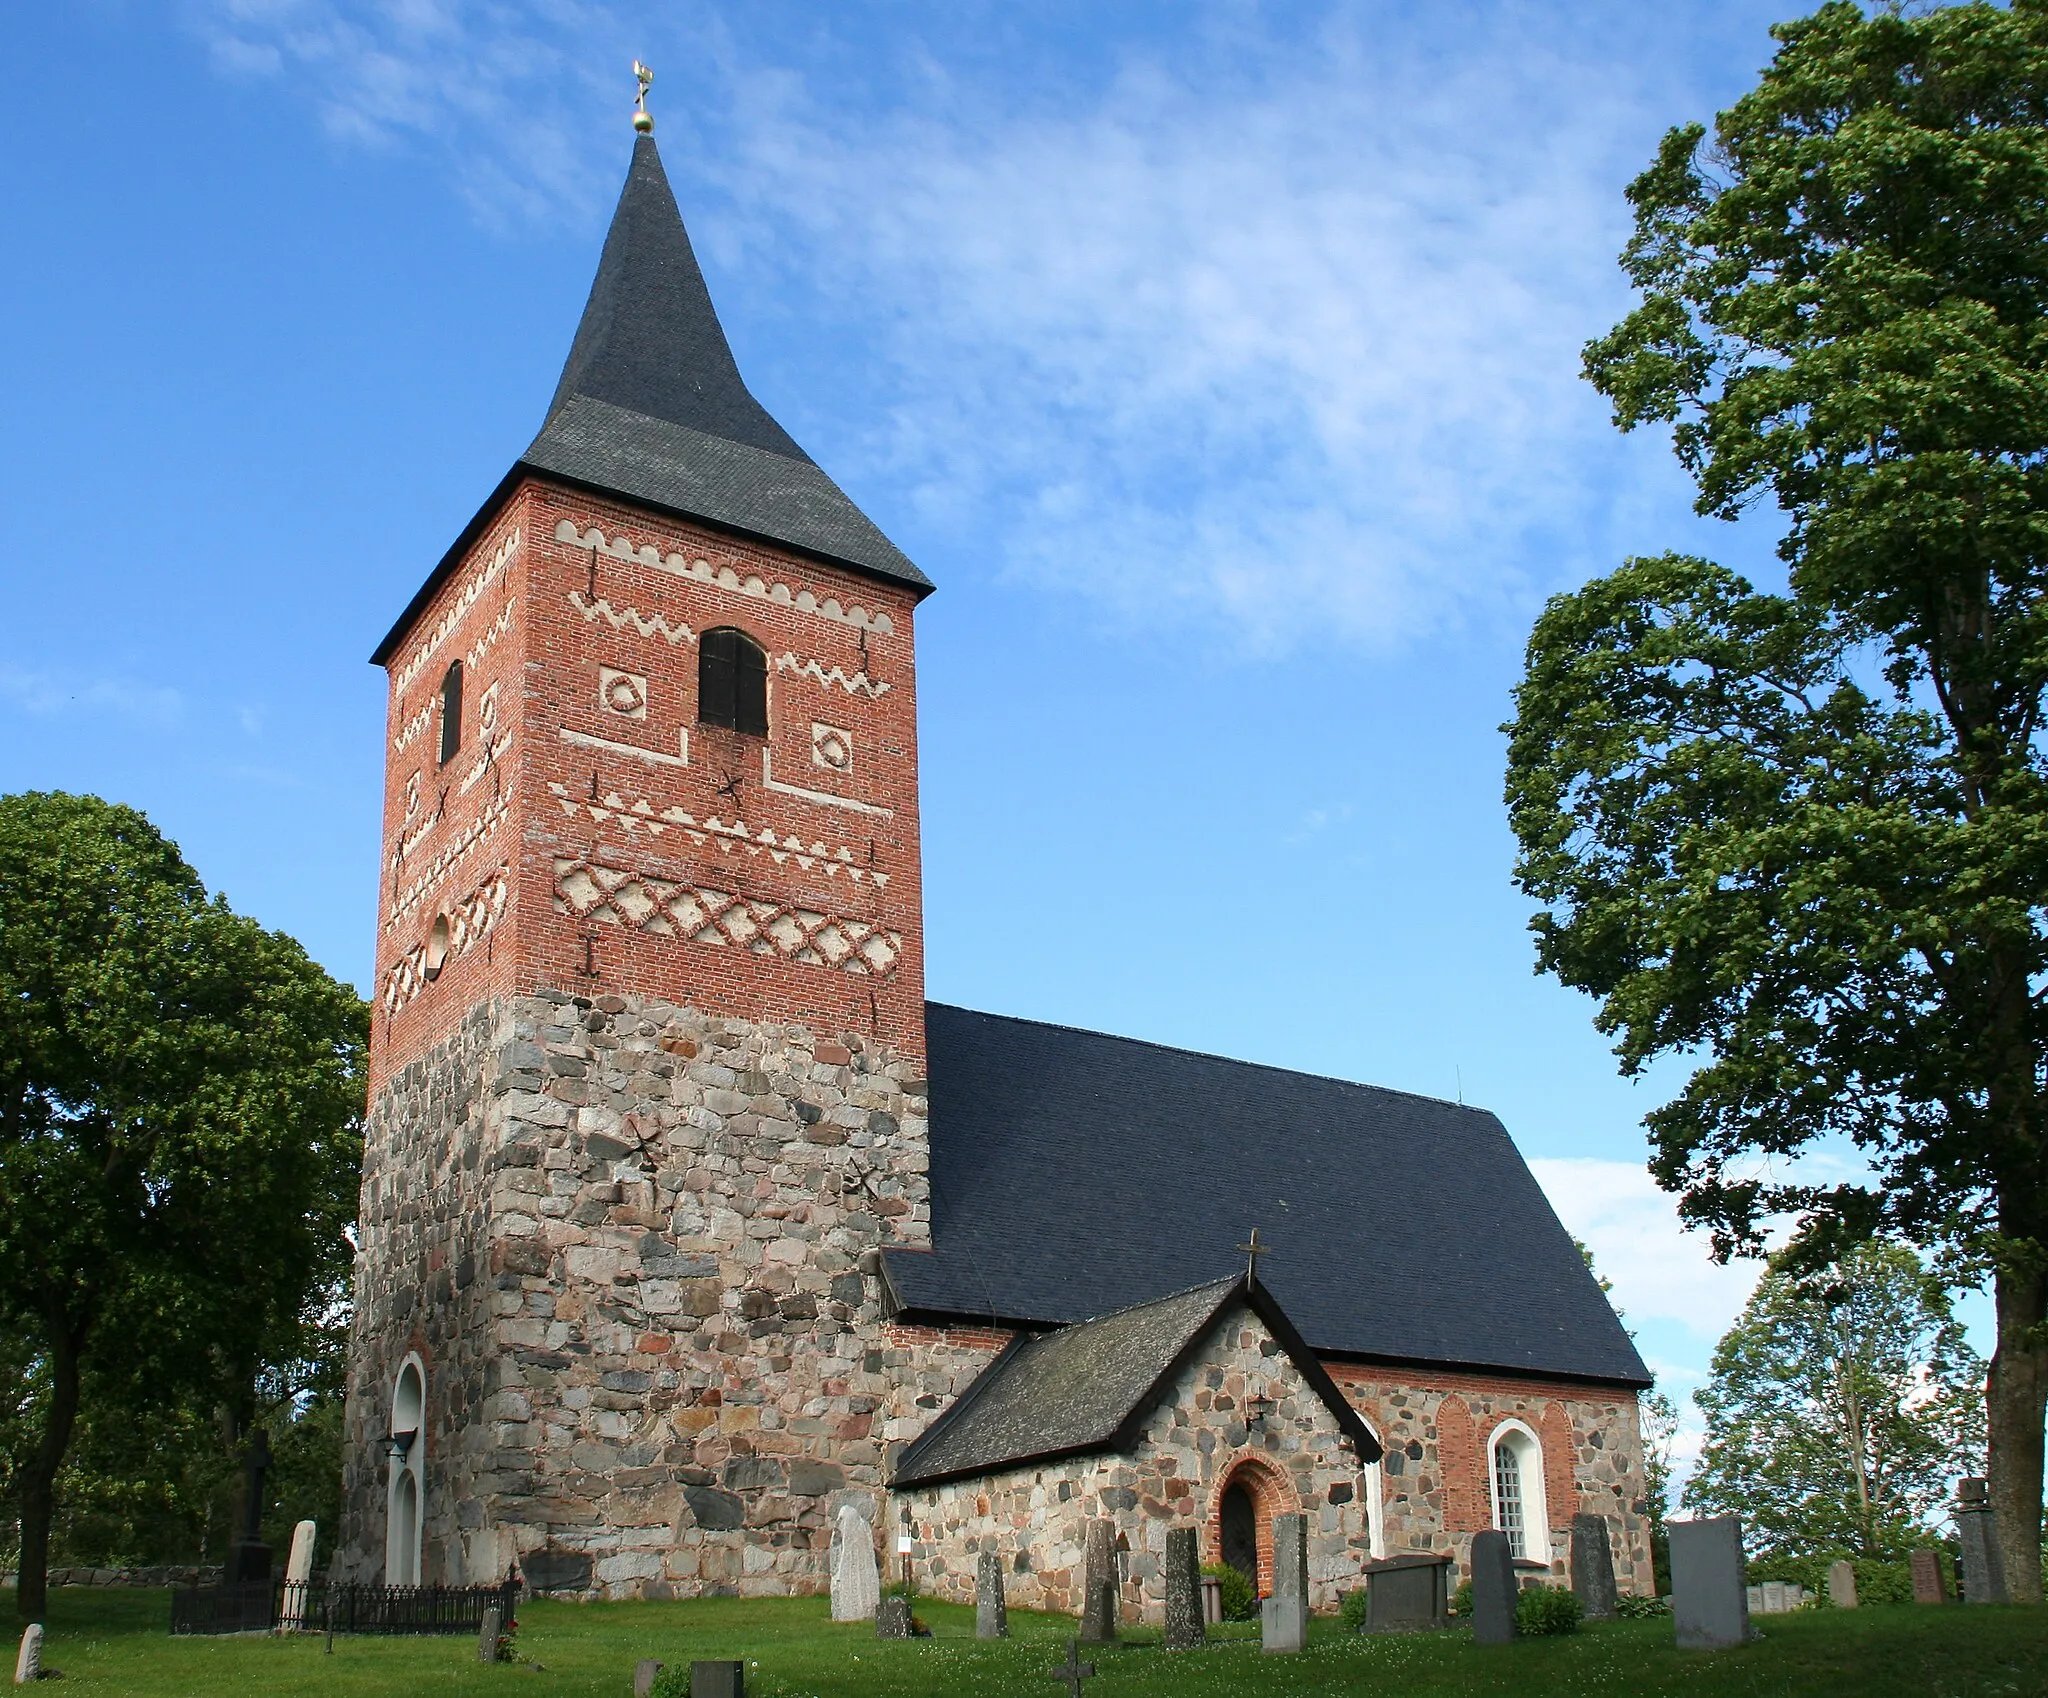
[1236,1227,1269,1285]
[632,61,655,134]
[1047,1639,1096,1698]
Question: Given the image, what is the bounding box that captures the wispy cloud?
[0,664,184,726]
[184,2,1743,648]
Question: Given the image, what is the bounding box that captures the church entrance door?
[1220,1481,1258,1590]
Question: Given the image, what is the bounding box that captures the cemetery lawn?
[10,1587,2047,1697]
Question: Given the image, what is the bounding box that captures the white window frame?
[1487,1419,1548,1563]
[1360,1421,1388,1560]
[385,1353,427,1586]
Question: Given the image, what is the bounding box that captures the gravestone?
[1359,1553,1450,1632]
[1078,1520,1117,1643]
[1910,1548,1947,1604]
[634,1660,665,1698]
[1469,1529,1519,1645]
[875,1596,912,1639]
[690,1660,745,1698]
[1569,1514,1617,1620]
[1827,1559,1857,1609]
[1760,1580,1789,1615]
[977,1548,1009,1640]
[1163,1528,1203,1651]
[224,1428,274,1588]
[1200,1574,1222,1625]
[830,1504,880,1623]
[1048,1639,1096,1698]
[1955,1479,2008,1605]
[14,1624,41,1686]
[279,1520,317,1631]
[1669,1517,1753,1649]
[477,1605,502,1664]
[1261,1512,1308,1653]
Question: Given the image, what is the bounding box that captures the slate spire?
[518,135,928,591]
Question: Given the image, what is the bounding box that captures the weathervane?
[1236,1227,1268,1285]
[633,60,655,133]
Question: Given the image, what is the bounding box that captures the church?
[338,104,1654,1622]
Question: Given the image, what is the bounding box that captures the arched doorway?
[1220,1481,1259,1588]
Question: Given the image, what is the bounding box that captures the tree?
[0,793,364,1621]
[1685,1240,1983,1557]
[1507,0,2048,1595]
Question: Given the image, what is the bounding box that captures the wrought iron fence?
[171,1576,520,1637]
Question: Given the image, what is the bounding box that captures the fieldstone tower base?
[341,990,927,1595]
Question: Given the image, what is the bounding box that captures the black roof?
[372,135,926,667]
[890,1275,1382,1490]
[885,1004,1652,1389]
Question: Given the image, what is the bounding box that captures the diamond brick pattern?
[553,857,901,976]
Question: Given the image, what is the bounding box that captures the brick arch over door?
[1208,1453,1300,1597]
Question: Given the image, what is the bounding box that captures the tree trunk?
[15,1321,83,1625]
[1987,1258,2048,1604]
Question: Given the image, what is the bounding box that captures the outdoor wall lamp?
[382,1428,417,1464]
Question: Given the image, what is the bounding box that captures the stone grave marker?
[477,1605,502,1664]
[1469,1529,1519,1646]
[1200,1573,1222,1625]
[976,1548,1009,1640]
[1669,1517,1753,1649]
[14,1624,42,1686]
[1359,1553,1450,1633]
[1163,1528,1203,1651]
[830,1504,880,1623]
[1955,1478,2008,1605]
[279,1520,317,1631]
[1047,1639,1095,1698]
[1827,1560,1857,1609]
[1261,1512,1308,1653]
[1078,1520,1117,1643]
[1910,1548,1947,1604]
[1569,1513,1617,1620]
[875,1596,912,1639]
[633,1659,665,1697]
[690,1660,744,1698]
[225,1428,274,1588]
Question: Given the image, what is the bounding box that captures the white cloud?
[1529,1156,1762,1345]
[182,3,1738,647]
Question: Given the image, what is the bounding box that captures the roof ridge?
[925,1000,1494,1118]
[1052,1274,1241,1333]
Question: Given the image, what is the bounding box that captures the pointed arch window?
[1488,1420,1548,1562]
[698,628,768,737]
[438,660,463,766]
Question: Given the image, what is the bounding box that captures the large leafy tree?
[1686,1240,1983,1556]
[1507,0,2048,1594]
[0,793,364,1621]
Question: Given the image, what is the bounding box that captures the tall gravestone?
[1569,1514,1617,1620]
[831,1505,880,1623]
[1955,1479,2008,1605]
[1078,1520,1118,1643]
[1826,1559,1857,1609]
[224,1428,274,1588]
[477,1606,502,1665]
[279,1520,318,1631]
[1261,1512,1308,1654]
[1669,1517,1753,1650]
[690,1661,745,1698]
[1163,1528,1203,1651]
[14,1624,42,1687]
[1469,1529,1519,1645]
[976,1548,1008,1640]
[1910,1548,1948,1604]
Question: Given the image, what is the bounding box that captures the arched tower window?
[1488,1420,1549,1562]
[437,660,463,766]
[385,1355,426,1585]
[698,628,768,737]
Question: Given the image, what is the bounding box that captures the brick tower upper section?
[366,134,933,1096]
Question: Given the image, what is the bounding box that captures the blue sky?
[2,1,1898,1465]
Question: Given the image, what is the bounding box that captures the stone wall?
[894,1300,1373,1619]
[343,987,932,1598]
[1327,1365,1653,1594]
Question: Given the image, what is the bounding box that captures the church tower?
[341,115,935,1594]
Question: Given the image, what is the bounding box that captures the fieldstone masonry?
[341,990,929,1593]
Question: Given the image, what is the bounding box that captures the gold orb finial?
[632,60,655,133]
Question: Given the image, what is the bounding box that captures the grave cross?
[1236,1227,1269,1285]
[1048,1638,1096,1698]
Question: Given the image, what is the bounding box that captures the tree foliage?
[1685,1240,1983,1557]
[1509,0,2048,1595]
[0,793,364,1620]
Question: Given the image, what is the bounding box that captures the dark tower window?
[698,628,768,737]
[438,660,463,766]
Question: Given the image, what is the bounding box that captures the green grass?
[7,1586,2045,1697]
